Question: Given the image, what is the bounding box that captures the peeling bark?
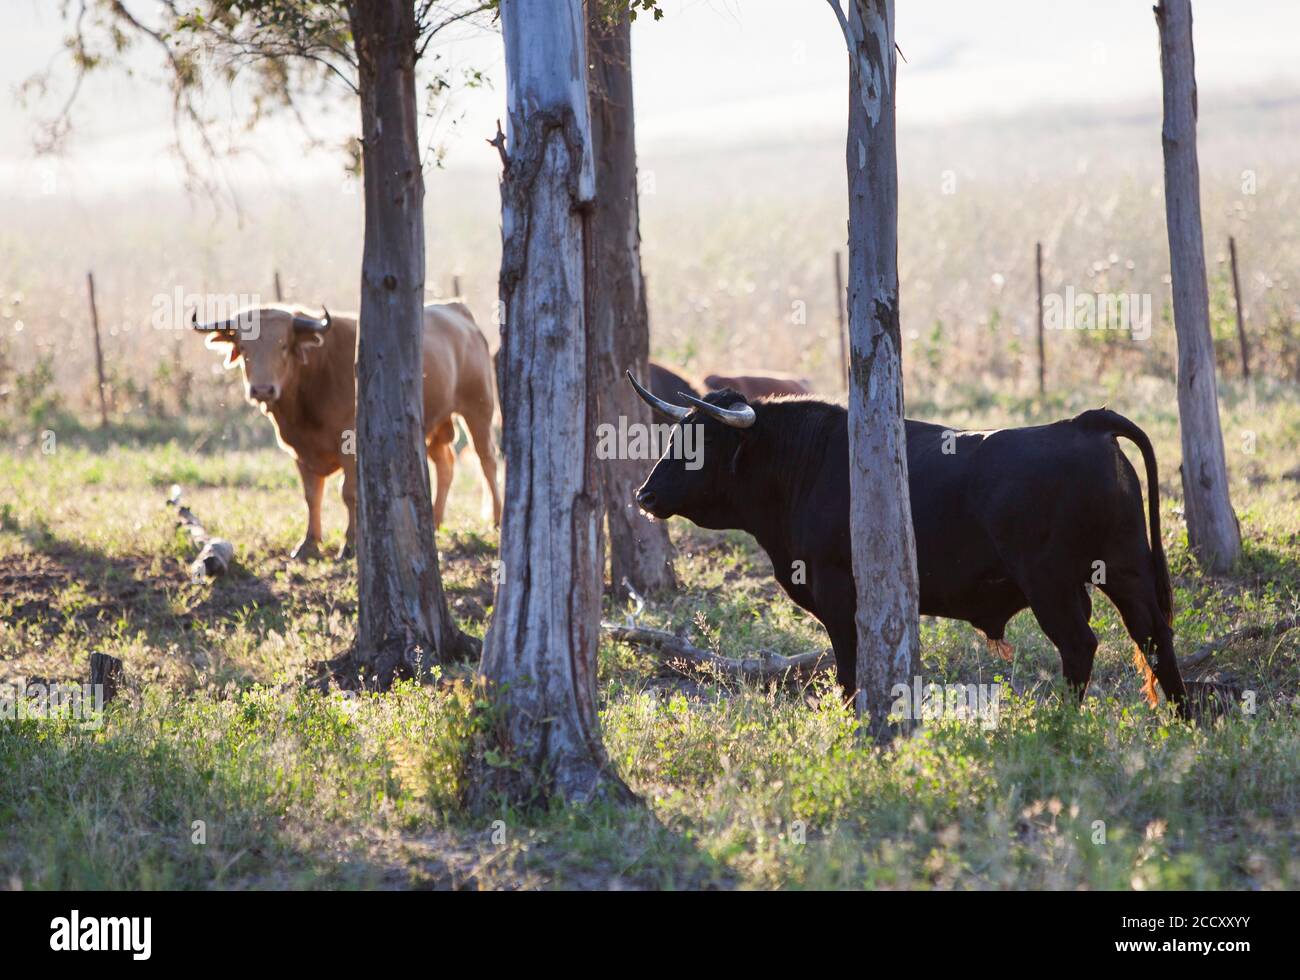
[475,0,630,808]
[344,0,471,690]
[833,0,919,742]
[1155,0,1241,573]
[587,3,677,598]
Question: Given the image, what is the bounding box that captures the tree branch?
[487,117,509,168]
[602,623,835,683]
[418,1,498,61]
[825,0,853,49]
[1180,616,1300,672]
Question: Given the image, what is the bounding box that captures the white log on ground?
[166,484,232,579]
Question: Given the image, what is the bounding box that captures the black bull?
[629,380,1189,718]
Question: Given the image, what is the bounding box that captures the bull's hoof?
[290,539,322,562]
[336,542,355,561]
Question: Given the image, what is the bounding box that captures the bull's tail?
[1078,409,1173,625]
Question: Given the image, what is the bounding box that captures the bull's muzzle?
[635,487,658,512]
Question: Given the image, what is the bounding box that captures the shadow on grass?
[0,677,725,889]
[0,703,506,890]
[0,716,350,889]
[7,517,285,657]
[1236,539,1300,591]
[492,796,732,890]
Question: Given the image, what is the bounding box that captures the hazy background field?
[5,92,1300,424]
[3,0,1300,430]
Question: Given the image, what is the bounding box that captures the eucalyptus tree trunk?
[587,3,677,598]
[345,0,471,688]
[1155,0,1241,573]
[476,0,629,806]
[829,0,919,741]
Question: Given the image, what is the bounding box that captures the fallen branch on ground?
[601,622,834,682]
[1181,616,1300,672]
[167,484,234,580]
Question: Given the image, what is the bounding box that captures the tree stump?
[89,652,124,705]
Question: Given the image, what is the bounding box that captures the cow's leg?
[462,406,501,525]
[292,461,325,561]
[1100,575,1189,718]
[337,455,357,560]
[427,430,455,528]
[1024,583,1098,705]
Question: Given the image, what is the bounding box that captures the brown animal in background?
[703,370,812,400]
[193,301,500,559]
[648,361,702,406]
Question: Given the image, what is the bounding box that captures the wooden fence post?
[1035,242,1046,396]
[1228,236,1250,380]
[89,652,124,705]
[86,271,108,428]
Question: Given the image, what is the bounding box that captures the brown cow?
[703,369,812,400]
[193,301,500,559]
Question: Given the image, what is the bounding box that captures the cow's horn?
[626,370,690,422]
[679,391,756,429]
[292,307,332,333]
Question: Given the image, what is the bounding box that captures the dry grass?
[3,93,1300,415]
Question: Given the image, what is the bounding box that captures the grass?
[1,375,1297,890]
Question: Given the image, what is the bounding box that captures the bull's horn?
[292,307,332,333]
[626,370,690,422]
[191,310,233,332]
[679,391,756,429]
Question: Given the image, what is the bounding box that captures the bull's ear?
[729,432,753,476]
[293,330,325,364]
[204,331,242,368]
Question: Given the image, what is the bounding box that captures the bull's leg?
[1025,583,1098,705]
[462,406,502,525]
[338,455,357,560]
[1100,575,1189,719]
[428,435,455,528]
[811,574,858,707]
[292,461,325,561]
